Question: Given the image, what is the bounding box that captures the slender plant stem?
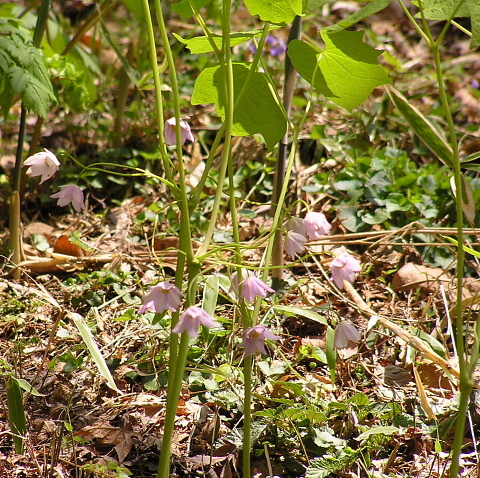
[271,15,302,282]
[419,11,472,476]
[150,2,201,476]
[140,0,175,187]
[9,0,51,277]
[195,23,271,257]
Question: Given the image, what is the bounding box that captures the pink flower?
[304,212,331,240]
[330,252,362,289]
[240,324,280,357]
[231,271,274,303]
[51,185,86,212]
[139,282,182,314]
[334,320,361,349]
[172,306,219,338]
[286,217,307,236]
[164,117,195,145]
[284,230,307,259]
[24,148,60,184]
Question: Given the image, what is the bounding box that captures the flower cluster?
[284,212,331,259]
[23,149,86,212]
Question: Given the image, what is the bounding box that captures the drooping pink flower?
[330,252,362,289]
[284,230,307,259]
[164,117,195,145]
[286,217,306,237]
[139,282,182,314]
[230,271,274,303]
[51,185,86,212]
[24,148,60,184]
[304,212,331,240]
[172,306,219,338]
[334,320,361,349]
[240,324,281,357]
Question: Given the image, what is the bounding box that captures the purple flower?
[231,271,274,302]
[51,185,86,212]
[472,79,480,90]
[164,117,195,146]
[240,324,281,357]
[334,320,361,349]
[139,282,182,314]
[330,253,362,289]
[172,306,219,338]
[24,148,60,184]
[284,230,307,259]
[304,212,331,240]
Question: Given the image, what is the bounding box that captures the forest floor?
[1,2,480,477]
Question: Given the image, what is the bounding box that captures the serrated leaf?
[172,0,211,17]
[387,86,454,167]
[23,75,55,117]
[324,0,393,32]
[8,64,29,93]
[191,62,286,150]
[243,0,303,24]
[273,304,327,324]
[288,30,391,111]
[173,31,263,54]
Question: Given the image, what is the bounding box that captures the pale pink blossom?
[286,217,306,236]
[172,306,219,338]
[334,320,361,349]
[231,271,274,303]
[240,324,281,357]
[164,117,195,145]
[284,230,307,259]
[139,282,182,314]
[51,185,86,212]
[304,212,331,240]
[330,252,361,289]
[24,148,60,183]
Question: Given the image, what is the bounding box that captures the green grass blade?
[70,312,121,393]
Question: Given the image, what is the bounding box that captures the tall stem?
[423,15,471,477]
[271,15,302,282]
[9,0,51,278]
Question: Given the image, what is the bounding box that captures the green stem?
[140,0,175,186]
[195,23,271,257]
[243,355,253,478]
[156,332,191,478]
[271,15,302,282]
[422,12,471,476]
[151,3,200,476]
[9,0,51,277]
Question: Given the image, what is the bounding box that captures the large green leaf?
[191,62,286,150]
[243,0,303,24]
[387,86,454,167]
[423,0,480,47]
[288,30,391,111]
